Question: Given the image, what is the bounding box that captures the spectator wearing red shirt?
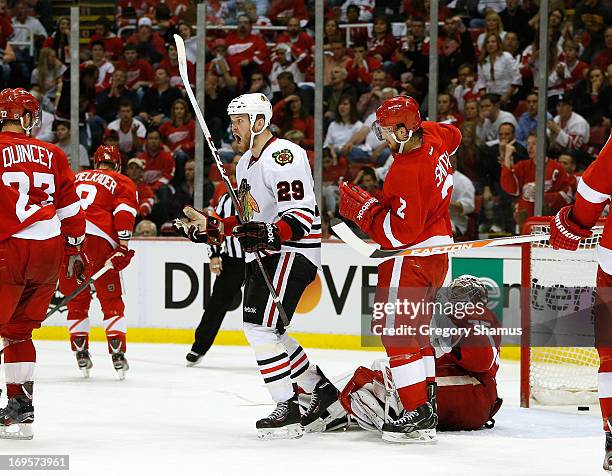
[367,16,397,63]
[125,157,155,218]
[592,26,612,72]
[159,98,195,184]
[276,16,314,55]
[160,43,195,90]
[344,5,369,46]
[88,16,124,61]
[225,14,271,78]
[322,147,348,218]
[500,132,572,228]
[127,17,166,64]
[116,44,154,91]
[346,41,383,94]
[139,128,175,192]
[272,94,314,149]
[205,38,242,92]
[557,152,579,197]
[356,69,387,118]
[0,4,12,50]
[268,0,308,24]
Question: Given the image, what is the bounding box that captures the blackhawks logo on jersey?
[272,149,294,166]
[238,179,260,221]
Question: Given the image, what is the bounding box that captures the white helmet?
[227,93,273,150]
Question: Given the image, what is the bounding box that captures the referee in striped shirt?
[186,192,245,366]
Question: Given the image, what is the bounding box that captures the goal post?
[520,216,605,408]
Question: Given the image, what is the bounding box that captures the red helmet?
[94,145,122,170]
[375,95,422,132]
[0,88,41,131]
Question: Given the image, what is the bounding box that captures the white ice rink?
[0,341,604,476]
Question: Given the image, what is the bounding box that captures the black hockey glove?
[234,221,282,253]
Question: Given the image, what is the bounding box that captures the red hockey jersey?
[0,131,85,242]
[158,119,195,156]
[500,158,573,216]
[368,121,461,249]
[74,169,138,248]
[571,130,612,274]
[435,307,501,430]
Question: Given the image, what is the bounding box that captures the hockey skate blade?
[304,401,348,433]
[257,423,304,441]
[0,423,33,440]
[381,428,437,444]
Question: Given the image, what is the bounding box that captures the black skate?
[0,382,34,440]
[110,338,129,380]
[301,367,348,432]
[186,351,204,367]
[256,394,304,440]
[381,402,437,443]
[73,336,92,378]
[604,418,612,472]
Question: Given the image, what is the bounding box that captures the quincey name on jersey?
[74,169,138,247]
[234,137,321,268]
[0,131,84,241]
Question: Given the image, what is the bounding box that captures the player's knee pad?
[66,309,90,336]
[100,295,125,322]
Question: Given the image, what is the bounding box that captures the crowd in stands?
[322,0,611,240]
[0,0,317,235]
[0,0,610,239]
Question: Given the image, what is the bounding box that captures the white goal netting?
[528,223,603,405]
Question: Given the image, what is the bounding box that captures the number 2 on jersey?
[2,171,55,222]
[76,184,98,210]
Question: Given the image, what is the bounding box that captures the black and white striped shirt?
[209,193,244,260]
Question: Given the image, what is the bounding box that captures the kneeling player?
[59,146,137,379]
[340,275,502,434]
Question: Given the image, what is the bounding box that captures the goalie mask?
[449,274,489,306]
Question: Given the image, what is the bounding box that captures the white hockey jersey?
[235,137,321,268]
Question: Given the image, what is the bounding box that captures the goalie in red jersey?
[339,95,461,443]
[59,145,138,380]
[0,88,87,439]
[340,275,503,433]
[548,130,612,472]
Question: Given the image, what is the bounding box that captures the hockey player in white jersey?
[176,93,346,439]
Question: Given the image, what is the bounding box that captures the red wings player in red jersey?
[59,146,137,380]
[339,95,461,443]
[0,88,88,439]
[548,130,612,471]
[340,275,502,433]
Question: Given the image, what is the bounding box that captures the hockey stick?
[45,264,113,319]
[331,219,551,259]
[174,34,290,327]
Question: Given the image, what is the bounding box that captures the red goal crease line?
[330,219,551,259]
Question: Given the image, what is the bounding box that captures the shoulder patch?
[272,149,294,166]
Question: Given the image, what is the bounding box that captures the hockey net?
[520,217,605,407]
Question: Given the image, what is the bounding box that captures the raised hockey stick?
[331,219,551,259]
[174,34,289,327]
[45,264,113,319]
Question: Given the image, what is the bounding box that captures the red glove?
[339,182,383,233]
[63,243,92,286]
[549,206,592,251]
[106,245,135,271]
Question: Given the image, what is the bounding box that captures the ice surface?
[0,341,603,476]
